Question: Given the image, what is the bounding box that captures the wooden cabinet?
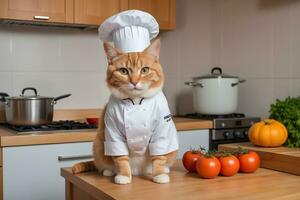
[2,142,93,200]
[74,0,127,25]
[0,0,176,29]
[127,0,176,30]
[74,0,176,29]
[0,0,74,23]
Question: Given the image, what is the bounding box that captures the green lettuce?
[269,97,300,148]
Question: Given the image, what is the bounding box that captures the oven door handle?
[57,154,93,161]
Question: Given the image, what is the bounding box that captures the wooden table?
[61,162,300,200]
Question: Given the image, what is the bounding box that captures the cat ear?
[144,38,161,61]
[103,42,121,64]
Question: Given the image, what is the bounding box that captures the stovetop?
[180,113,261,129]
[0,120,97,134]
[182,113,246,120]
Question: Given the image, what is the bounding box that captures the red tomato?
[182,151,202,172]
[219,155,240,177]
[196,156,221,179]
[238,151,260,173]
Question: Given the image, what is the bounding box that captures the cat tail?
[72,107,107,174]
[72,160,97,174]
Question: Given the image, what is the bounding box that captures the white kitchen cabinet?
[3,142,93,200]
[177,130,209,158]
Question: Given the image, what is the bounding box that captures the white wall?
[160,0,212,114]
[162,0,300,118]
[0,26,110,109]
[1,0,299,118]
[211,0,300,118]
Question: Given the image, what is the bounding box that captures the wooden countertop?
[61,161,300,200]
[0,117,212,147]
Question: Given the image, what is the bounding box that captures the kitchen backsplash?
[210,0,300,118]
[164,0,300,118]
[1,0,300,118]
[0,26,110,109]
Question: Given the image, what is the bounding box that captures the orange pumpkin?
[248,119,288,147]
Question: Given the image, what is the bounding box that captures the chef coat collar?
[122,98,144,105]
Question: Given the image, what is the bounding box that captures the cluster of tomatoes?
[182,147,261,179]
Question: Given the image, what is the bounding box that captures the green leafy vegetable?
[269,97,300,148]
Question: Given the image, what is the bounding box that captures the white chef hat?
[98,10,159,53]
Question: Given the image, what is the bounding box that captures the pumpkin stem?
[263,120,272,125]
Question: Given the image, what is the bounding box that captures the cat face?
[104,39,164,99]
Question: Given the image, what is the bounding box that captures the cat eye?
[141,67,150,74]
[119,68,129,75]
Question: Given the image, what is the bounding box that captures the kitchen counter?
[0,117,212,147]
[61,161,300,200]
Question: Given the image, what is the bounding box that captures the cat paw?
[114,175,131,185]
[163,167,170,174]
[103,169,114,177]
[153,174,170,184]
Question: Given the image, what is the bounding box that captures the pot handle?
[231,80,246,87]
[0,92,9,102]
[22,87,38,96]
[185,82,204,88]
[53,94,71,104]
[211,67,223,75]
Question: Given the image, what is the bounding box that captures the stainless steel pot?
[0,87,71,126]
[185,67,245,115]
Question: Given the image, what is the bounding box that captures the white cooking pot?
[185,67,245,115]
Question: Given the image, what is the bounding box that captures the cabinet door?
[74,0,127,25]
[177,130,209,158]
[128,0,176,30]
[3,142,93,200]
[0,0,74,23]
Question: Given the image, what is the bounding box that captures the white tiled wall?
[162,0,300,118]
[0,26,110,109]
[160,0,212,114]
[211,0,300,118]
[1,0,300,118]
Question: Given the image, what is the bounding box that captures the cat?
[72,38,178,185]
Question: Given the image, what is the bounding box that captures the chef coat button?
[143,108,146,111]
[126,126,129,130]
[144,124,147,127]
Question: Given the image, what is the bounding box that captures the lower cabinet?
[1,130,208,199]
[177,130,209,158]
[3,142,93,200]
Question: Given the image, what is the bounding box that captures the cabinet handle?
[58,154,93,161]
[33,15,50,20]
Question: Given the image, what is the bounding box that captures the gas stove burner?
[183,113,245,119]
[0,120,97,133]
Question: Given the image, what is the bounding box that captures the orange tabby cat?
[72,38,178,184]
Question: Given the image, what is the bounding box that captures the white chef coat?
[104,91,178,156]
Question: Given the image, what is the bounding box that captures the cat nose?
[130,80,139,86]
[131,82,137,86]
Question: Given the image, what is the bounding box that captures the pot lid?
[7,95,52,100]
[193,67,238,79]
[6,88,52,100]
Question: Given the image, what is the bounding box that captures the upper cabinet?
[74,0,127,25]
[0,0,74,23]
[0,0,176,30]
[127,0,176,30]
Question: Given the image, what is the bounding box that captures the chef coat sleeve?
[149,93,179,156]
[104,110,129,156]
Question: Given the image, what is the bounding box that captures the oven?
[182,113,260,150]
